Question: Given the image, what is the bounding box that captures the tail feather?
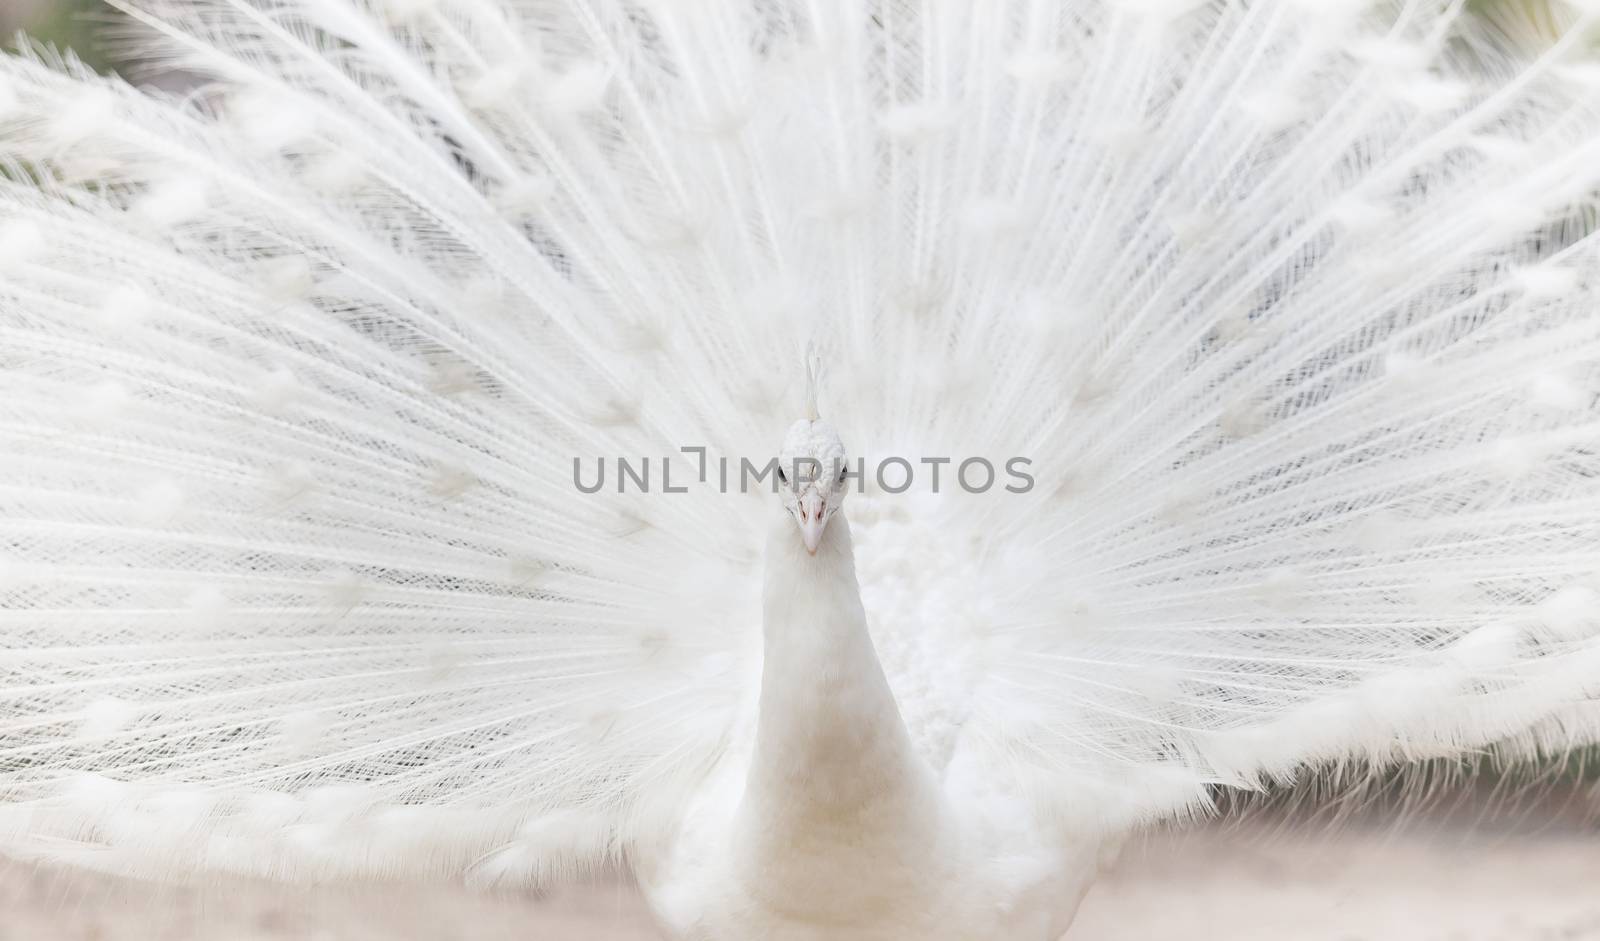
[0,0,1599,885]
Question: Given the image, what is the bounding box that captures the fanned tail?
[0,0,1598,885]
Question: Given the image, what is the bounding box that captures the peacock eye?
[778,466,788,485]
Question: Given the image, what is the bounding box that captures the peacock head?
[777,418,848,555]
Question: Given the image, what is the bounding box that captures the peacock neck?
[742,511,935,842]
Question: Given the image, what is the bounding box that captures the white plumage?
[2,0,1600,935]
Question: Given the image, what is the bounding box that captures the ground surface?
[5,823,1598,940]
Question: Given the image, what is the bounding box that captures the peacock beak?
[797,491,827,554]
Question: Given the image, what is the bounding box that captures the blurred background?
[2,0,114,72]
[1,0,1597,938]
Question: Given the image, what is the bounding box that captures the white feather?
[0,0,1598,935]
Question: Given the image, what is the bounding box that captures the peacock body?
[2,0,1600,937]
